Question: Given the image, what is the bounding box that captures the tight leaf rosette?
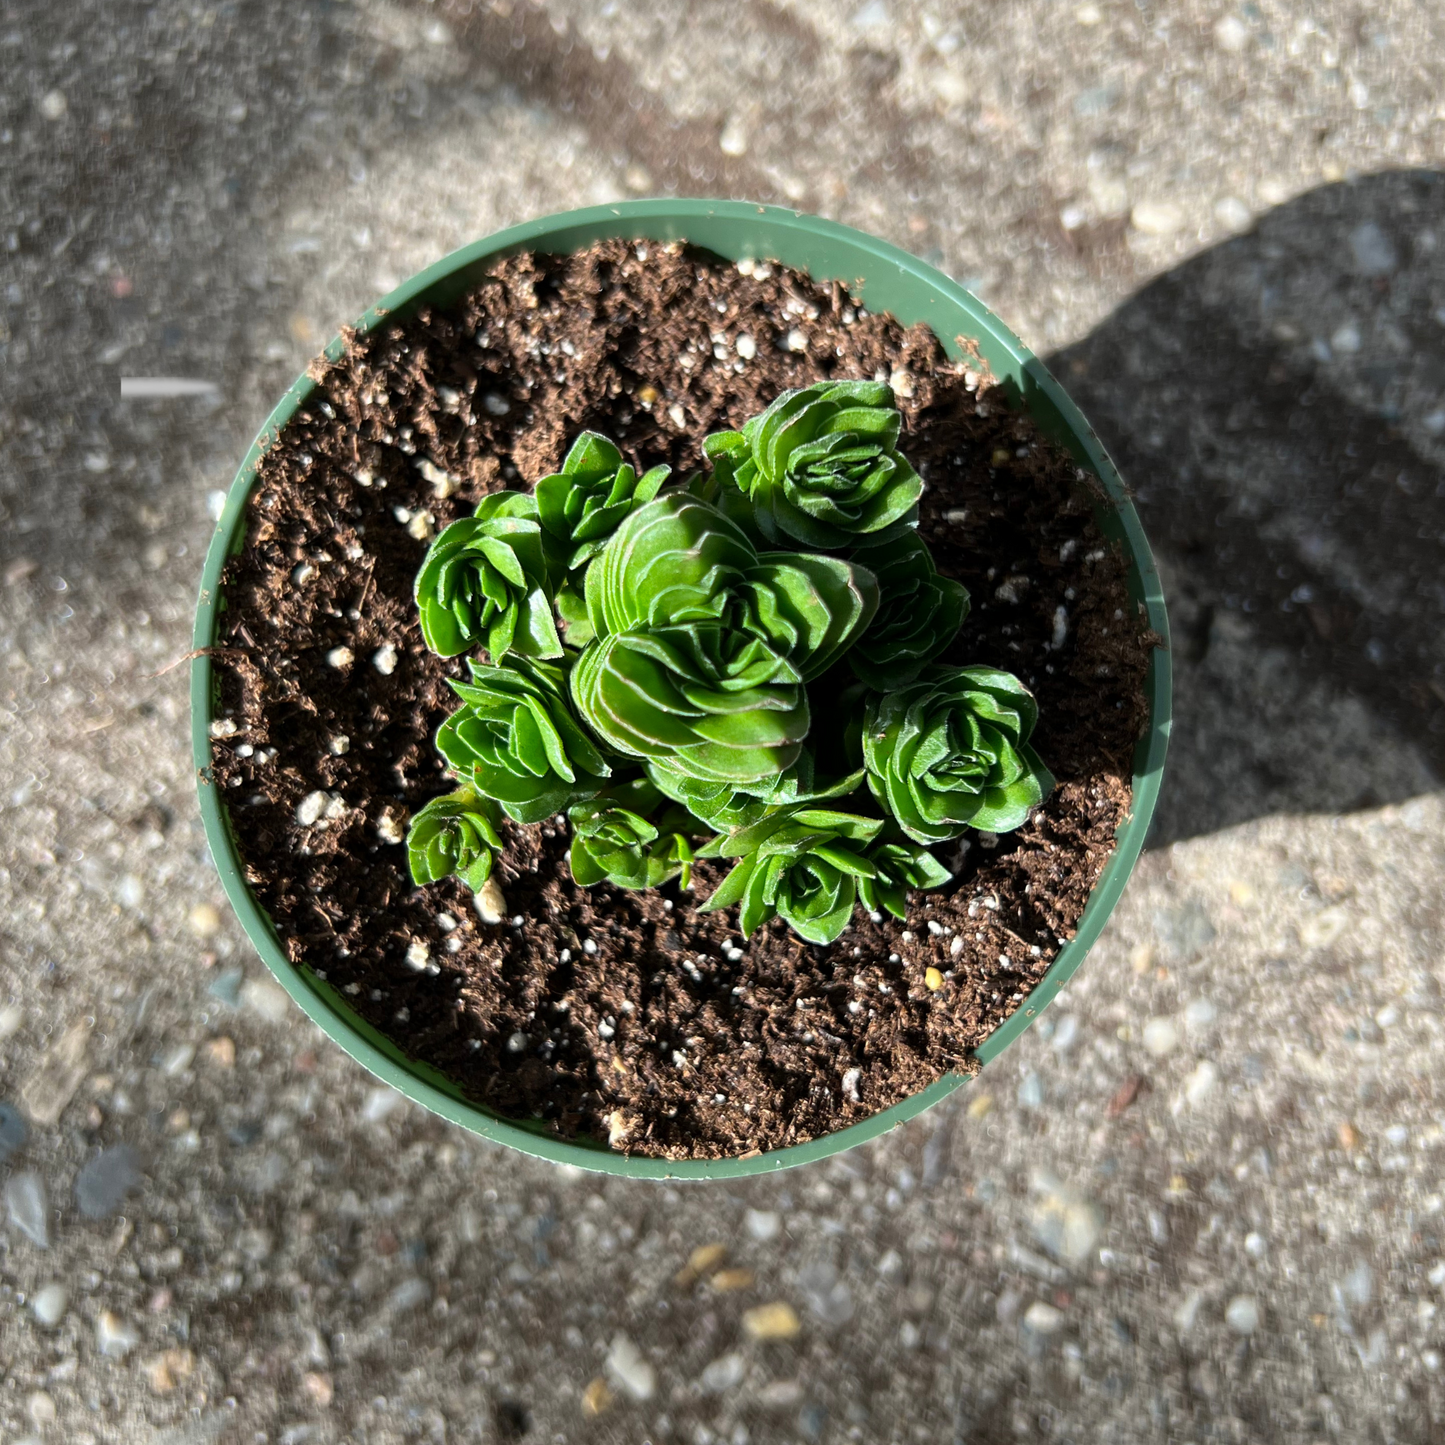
[857,836,952,921]
[863,665,1055,844]
[536,432,671,571]
[437,657,610,824]
[406,786,503,892]
[703,380,923,550]
[848,531,970,690]
[567,781,696,891]
[415,491,563,661]
[573,495,878,783]
[536,432,670,646]
[698,807,886,945]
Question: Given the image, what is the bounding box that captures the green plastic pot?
[192,199,1171,1180]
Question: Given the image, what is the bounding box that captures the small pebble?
[483,391,511,416]
[605,1333,656,1400]
[296,791,328,825]
[1224,1295,1259,1335]
[0,1101,30,1163]
[240,977,291,1023]
[1183,1060,1218,1106]
[304,1371,335,1407]
[841,1068,862,1103]
[1184,998,1217,1031]
[1018,1071,1044,1109]
[1023,1301,1064,1334]
[26,1391,56,1427]
[330,735,350,755]
[667,403,686,428]
[1142,1017,1178,1056]
[924,967,944,991]
[376,810,406,845]
[5,1171,49,1248]
[889,368,915,398]
[209,717,238,738]
[204,1037,236,1068]
[188,901,222,938]
[735,334,757,360]
[1245,1231,1267,1258]
[75,1145,143,1220]
[700,1350,746,1393]
[474,877,507,925]
[581,1377,614,1417]
[744,1209,781,1243]
[386,1277,430,1313]
[31,1283,68,1327]
[325,646,354,669]
[785,328,808,353]
[742,1301,802,1340]
[39,89,68,120]
[405,940,430,971]
[362,1087,403,1124]
[96,1309,140,1358]
[372,643,398,675]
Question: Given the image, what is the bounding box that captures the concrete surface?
[2,0,1445,1441]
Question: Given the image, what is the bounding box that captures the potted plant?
[192,201,1170,1180]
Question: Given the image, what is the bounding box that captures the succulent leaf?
[862,665,1054,844]
[414,491,563,661]
[699,807,887,945]
[703,380,923,549]
[847,531,969,689]
[535,430,671,572]
[437,656,611,824]
[567,778,697,891]
[405,785,504,893]
[572,496,877,782]
[856,835,953,919]
[646,756,865,833]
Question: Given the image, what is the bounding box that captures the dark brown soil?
[208,240,1155,1160]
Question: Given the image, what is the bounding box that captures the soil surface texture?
[209,240,1154,1159]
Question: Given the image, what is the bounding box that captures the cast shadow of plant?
[1046,169,1445,847]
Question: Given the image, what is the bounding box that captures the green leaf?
[862,665,1054,844]
[848,531,970,689]
[705,381,924,550]
[438,657,610,825]
[414,491,562,661]
[406,786,504,894]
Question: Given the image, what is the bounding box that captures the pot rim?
[191,198,1171,1179]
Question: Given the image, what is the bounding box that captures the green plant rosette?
[192,199,1171,1179]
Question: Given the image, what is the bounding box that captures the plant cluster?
[406,380,1053,945]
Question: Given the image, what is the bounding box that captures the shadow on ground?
[1049,170,1445,844]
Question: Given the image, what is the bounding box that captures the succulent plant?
[567,780,697,891]
[437,657,611,824]
[703,380,923,550]
[847,531,970,690]
[646,755,865,834]
[572,494,878,783]
[856,835,953,921]
[698,806,888,945]
[406,785,504,892]
[536,432,670,648]
[862,665,1054,844]
[408,388,1054,949]
[536,431,671,571]
[414,491,563,661]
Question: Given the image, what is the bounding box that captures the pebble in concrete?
[31,1283,67,1326]
[605,1333,656,1401]
[1023,1301,1064,1334]
[744,1208,781,1243]
[1142,1018,1179,1056]
[0,1101,28,1163]
[75,1144,143,1219]
[1225,1295,1260,1335]
[96,1309,140,1358]
[5,1171,49,1248]
[797,1260,855,1326]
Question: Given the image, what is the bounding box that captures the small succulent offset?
[703,380,923,550]
[405,377,1054,948]
[406,786,503,892]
